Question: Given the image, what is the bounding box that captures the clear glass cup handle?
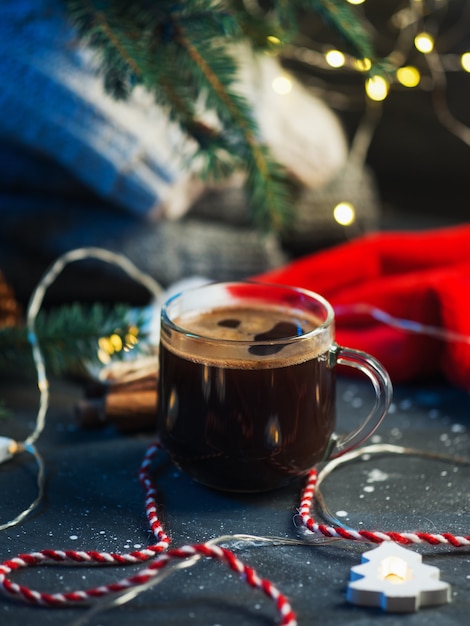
[327,343,393,459]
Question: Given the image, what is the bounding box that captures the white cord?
[1,247,164,530]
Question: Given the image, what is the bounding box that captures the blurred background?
[289,0,470,227]
[0,0,469,307]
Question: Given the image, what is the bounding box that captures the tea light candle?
[347,542,451,612]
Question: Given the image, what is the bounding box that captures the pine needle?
[0,302,151,377]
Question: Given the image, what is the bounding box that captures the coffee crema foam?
[162,305,332,369]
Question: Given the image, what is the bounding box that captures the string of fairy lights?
[93,1,469,359]
[269,0,470,227]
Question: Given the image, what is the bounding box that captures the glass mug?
[157,281,392,492]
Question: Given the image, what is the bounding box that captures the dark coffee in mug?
[158,281,392,493]
[158,303,335,492]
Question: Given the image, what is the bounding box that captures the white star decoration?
[347,542,451,612]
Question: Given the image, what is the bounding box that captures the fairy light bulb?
[396,65,420,87]
[333,202,356,226]
[461,52,470,72]
[353,58,372,72]
[109,333,123,352]
[97,348,112,364]
[0,436,19,464]
[124,327,139,351]
[365,75,389,101]
[266,35,283,55]
[325,49,345,68]
[414,32,434,54]
[347,0,366,4]
[98,336,114,354]
[97,331,131,362]
[272,75,292,95]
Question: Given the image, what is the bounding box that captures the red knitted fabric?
[255,224,470,389]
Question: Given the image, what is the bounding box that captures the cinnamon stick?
[76,367,158,432]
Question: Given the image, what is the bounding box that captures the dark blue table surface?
[0,372,469,626]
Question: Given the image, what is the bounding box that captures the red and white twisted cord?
[0,441,297,626]
[1,441,469,622]
[299,444,470,548]
[0,543,296,625]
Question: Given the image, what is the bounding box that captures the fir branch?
[67,0,294,228]
[229,0,297,47]
[245,146,294,231]
[172,19,291,228]
[303,0,376,63]
[63,0,380,229]
[0,303,150,378]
